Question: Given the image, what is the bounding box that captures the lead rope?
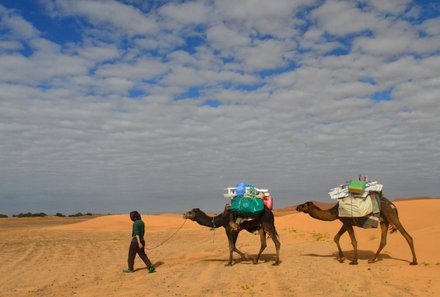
[145,219,187,250]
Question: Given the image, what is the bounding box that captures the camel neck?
[308,204,338,221]
[195,211,227,228]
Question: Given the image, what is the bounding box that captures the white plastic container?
[224,187,270,198]
[223,187,237,198]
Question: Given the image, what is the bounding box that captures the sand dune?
[1,199,439,296]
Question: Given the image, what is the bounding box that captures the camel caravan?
[184,177,417,266]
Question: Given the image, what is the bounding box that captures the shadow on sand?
[201,253,281,265]
[301,250,409,263]
[134,261,165,272]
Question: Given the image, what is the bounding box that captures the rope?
[144,219,187,250]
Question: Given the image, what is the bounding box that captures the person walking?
[123,211,155,273]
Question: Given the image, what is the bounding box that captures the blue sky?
[0,0,439,215]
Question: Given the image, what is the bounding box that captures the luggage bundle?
[224,183,273,218]
[328,175,383,228]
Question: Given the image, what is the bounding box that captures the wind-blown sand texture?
[1,199,439,296]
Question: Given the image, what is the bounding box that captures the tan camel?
[183,207,280,266]
[296,196,417,265]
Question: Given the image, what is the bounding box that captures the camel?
[183,207,281,266]
[296,196,417,265]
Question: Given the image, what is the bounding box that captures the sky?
[0,0,439,216]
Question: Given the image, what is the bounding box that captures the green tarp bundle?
[231,197,264,218]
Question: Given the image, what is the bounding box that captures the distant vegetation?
[13,212,47,217]
[0,214,8,218]
[68,212,93,217]
[10,212,95,218]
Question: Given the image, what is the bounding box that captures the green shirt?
[131,219,145,243]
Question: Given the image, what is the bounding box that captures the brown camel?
[183,207,281,266]
[296,196,417,265]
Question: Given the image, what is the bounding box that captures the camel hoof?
[349,261,358,265]
[225,263,233,267]
[337,257,345,263]
[272,261,280,266]
[410,262,418,266]
[368,258,376,264]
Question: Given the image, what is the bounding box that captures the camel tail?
[266,227,280,240]
[389,225,398,234]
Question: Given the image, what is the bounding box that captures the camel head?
[183,208,201,220]
[296,201,314,213]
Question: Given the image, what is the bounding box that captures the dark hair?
[129,211,141,221]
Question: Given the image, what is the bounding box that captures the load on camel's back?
[224,183,274,228]
[183,182,280,266]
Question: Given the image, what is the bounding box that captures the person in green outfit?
[123,211,155,273]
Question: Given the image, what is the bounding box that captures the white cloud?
[0,4,40,38]
[100,77,135,93]
[312,0,381,36]
[1,1,440,215]
[0,40,22,51]
[159,1,210,25]
[207,24,249,50]
[352,18,439,56]
[42,0,158,36]
[238,39,290,70]
[368,0,411,15]
[95,58,168,81]
[76,44,119,62]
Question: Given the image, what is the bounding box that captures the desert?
[1,198,439,297]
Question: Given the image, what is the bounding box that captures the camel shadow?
[202,253,281,265]
[301,250,409,263]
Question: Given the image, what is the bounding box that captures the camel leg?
[232,232,249,261]
[390,220,418,265]
[270,230,281,266]
[334,225,347,263]
[383,204,418,265]
[260,209,281,265]
[345,225,358,265]
[369,221,389,263]
[225,230,235,266]
[253,228,267,264]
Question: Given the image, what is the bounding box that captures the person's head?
[129,211,141,221]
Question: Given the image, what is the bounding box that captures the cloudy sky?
[1,0,439,215]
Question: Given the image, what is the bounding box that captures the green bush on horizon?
[12,212,47,218]
[8,212,95,218]
[68,212,94,217]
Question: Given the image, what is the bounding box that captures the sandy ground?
[1,199,439,297]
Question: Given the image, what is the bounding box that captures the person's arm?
[136,235,143,249]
